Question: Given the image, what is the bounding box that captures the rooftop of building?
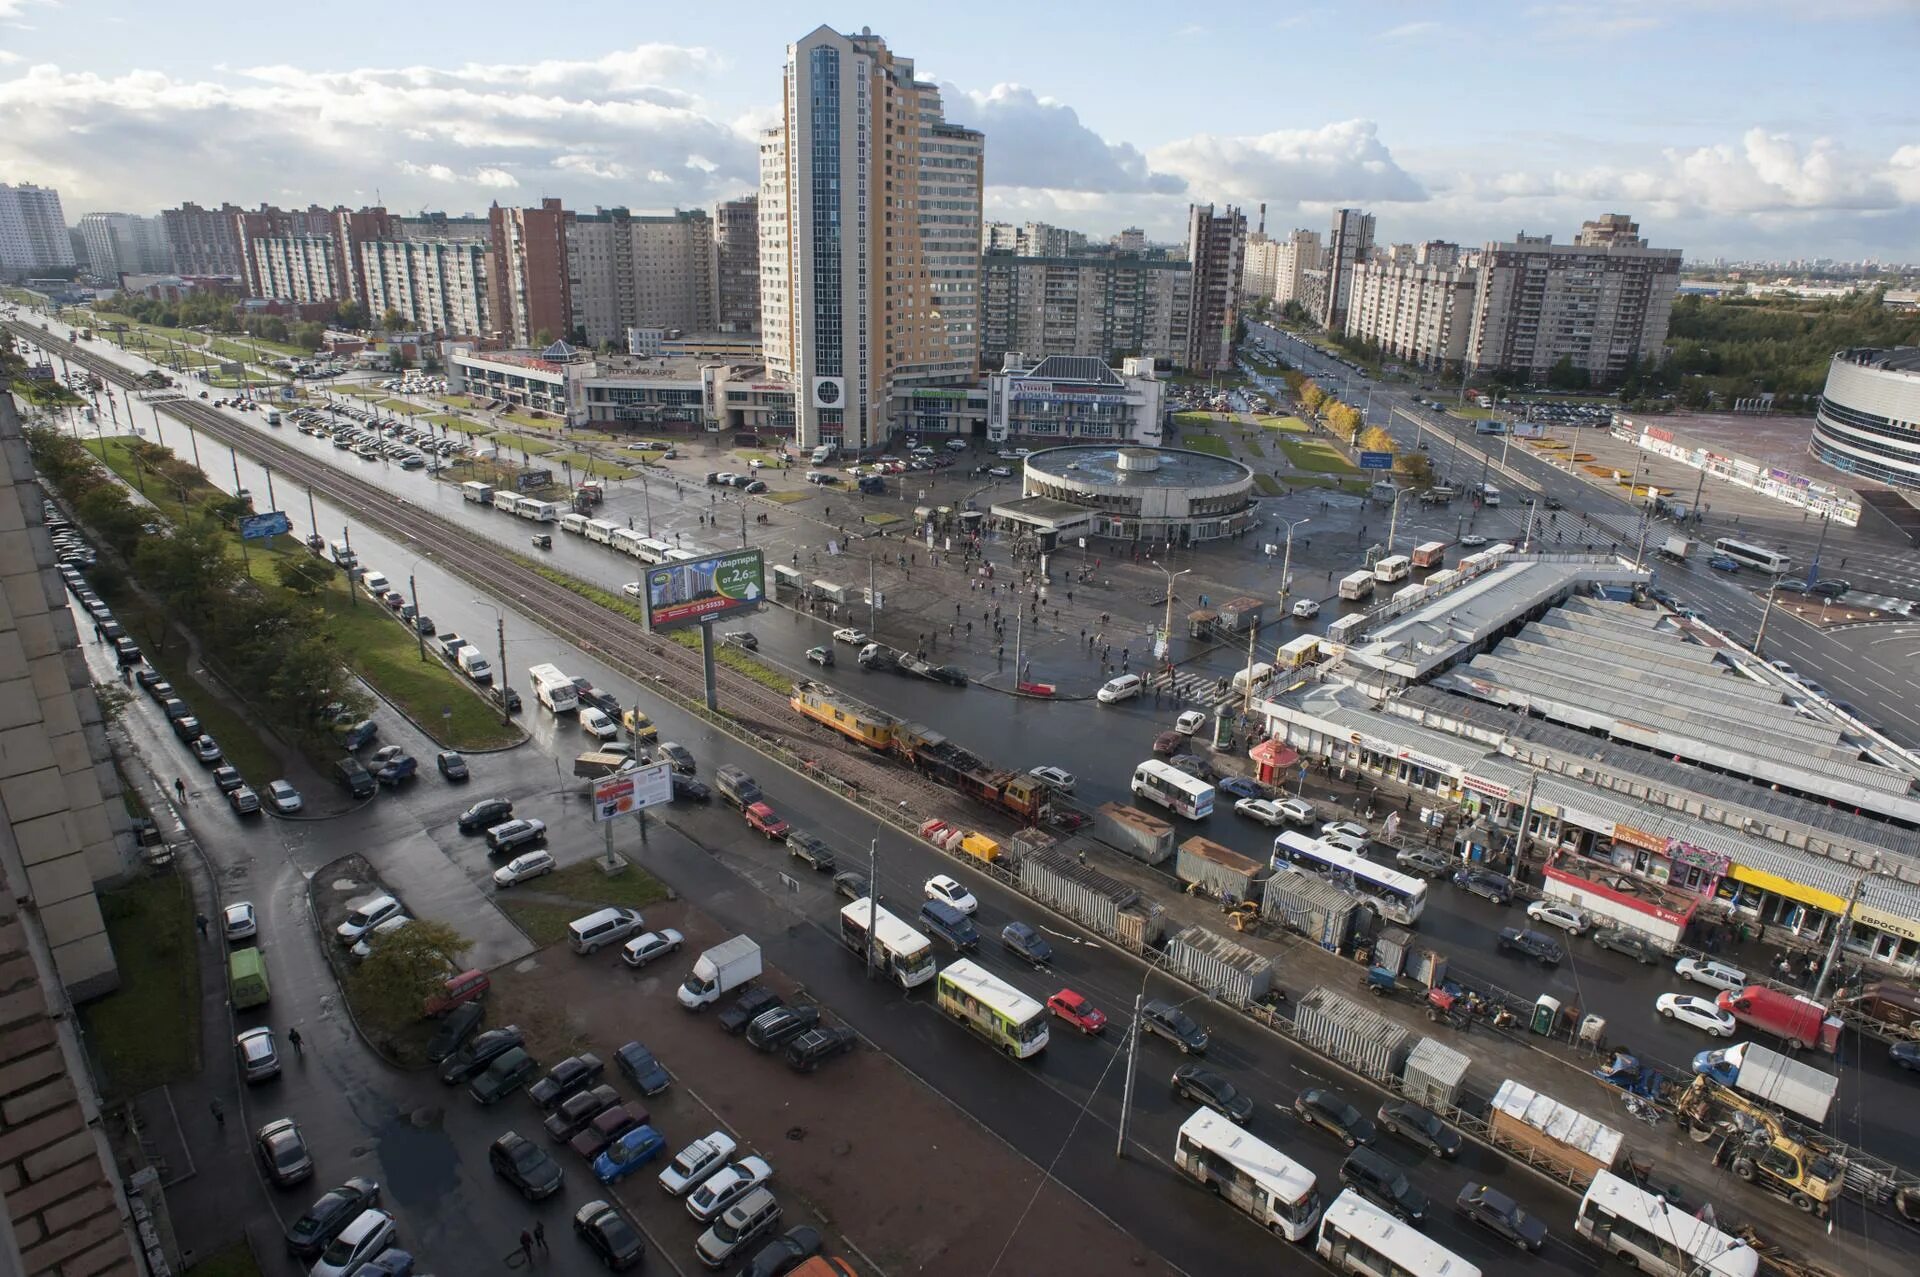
[1836,347,1920,375]
[587,355,768,382]
[1004,355,1125,387]
[1023,445,1250,490]
[982,250,1190,270]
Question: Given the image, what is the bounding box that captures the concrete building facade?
[487,199,574,347]
[987,353,1165,446]
[160,202,247,278]
[1345,243,1478,370]
[358,237,489,336]
[711,196,761,333]
[76,213,172,281]
[1182,203,1246,372]
[980,252,1192,370]
[1318,208,1375,332]
[566,207,716,350]
[0,183,75,276]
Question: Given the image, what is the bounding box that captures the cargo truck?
[1715,986,1842,1054]
[1836,980,1920,1031]
[677,936,762,1009]
[1338,571,1375,601]
[1690,1041,1837,1126]
[1658,535,1695,563]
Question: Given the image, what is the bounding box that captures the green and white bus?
[935,958,1048,1058]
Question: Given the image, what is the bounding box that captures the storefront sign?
[1462,774,1510,801]
[1728,864,1848,914]
[1612,824,1668,854]
[1668,841,1731,876]
[1852,902,1920,944]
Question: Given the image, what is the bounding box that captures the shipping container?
[1339,571,1375,601]
[1293,987,1410,1083]
[1114,901,1167,952]
[1094,802,1174,865]
[1371,927,1414,977]
[1018,845,1140,936]
[1176,836,1271,904]
[1164,926,1272,1007]
[1260,868,1363,951]
[1488,1080,1622,1187]
[1401,1037,1470,1109]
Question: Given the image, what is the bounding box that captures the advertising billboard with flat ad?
[642,548,765,631]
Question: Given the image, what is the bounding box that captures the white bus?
[839,899,936,989]
[1273,830,1428,926]
[1317,1189,1480,1277]
[1174,1108,1323,1241]
[1712,538,1790,575]
[527,663,577,714]
[584,518,619,545]
[517,499,561,523]
[1576,1172,1757,1277]
[1481,484,1502,507]
[459,481,494,505]
[665,547,700,562]
[609,527,647,558]
[492,492,525,517]
[934,959,1048,1058]
[635,537,674,565]
[558,512,591,537]
[1132,760,1215,820]
[1373,554,1411,583]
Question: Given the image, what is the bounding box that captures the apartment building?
[235,206,396,306]
[160,201,248,277]
[1111,227,1149,253]
[712,196,761,332]
[566,207,716,349]
[759,25,985,449]
[0,182,75,276]
[983,221,1083,257]
[1182,203,1246,372]
[1344,242,1477,369]
[1318,207,1375,331]
[76,213,172,280]
[359,237,489,335]
[980,251,1191,369]
[1466,213,1681,383]
[487,199,574,347]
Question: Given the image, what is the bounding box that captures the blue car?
[1216,776,1266,802]
[593,1124,667,1185]
[1709,555,1739,572]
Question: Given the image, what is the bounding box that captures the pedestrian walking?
[194,912,208,939]
[518,1230,534,1266]
[174,777,187,803]
[209,1097,224,1127]
[287,1027,304,1055]
[533,1221,547,1253]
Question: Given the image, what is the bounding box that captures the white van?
[1096,674,1143,704]
[361,571,391,598]
[568,906,646,955]
[1230,662,1276,697]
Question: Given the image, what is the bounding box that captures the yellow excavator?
[1676,1076,1843,1216]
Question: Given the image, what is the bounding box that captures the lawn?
[1446,404,1498,420]
[499,408,560,430]
[1172,411,1224,430]
[761,489,812,504]
[184,1241,264,1277]
[1180,433,1233,458]
[78,875,199,1101]
[427,414,488,434]
[1258,415,1312,433]
[499,860,672,945]
[490,431,559,456]
[545,450,637,481]
[862,512,904,526]
[1253,474,1286,496]
[1277,437,1361,474]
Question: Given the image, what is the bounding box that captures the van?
[694,1186,782,1269]
[229,946,271,1009]
[1096,674,1143,704]
[333,756,376,799]
[361,571,391,598]
[1230,662,1276,697]
[568,906,645,955]
[424,968,490,1017]
[329,540,357,567]
[919,899,979,952]
[486,818,546,854]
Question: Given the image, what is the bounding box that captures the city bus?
[1712,538,1791,575]
[635,537,675,564]
[1316,1189,1480,1277]
[934,958,1048,1058]
[839,899,936,989]
[1273,830,1428,926]
[1132,760,1216,820]
[1174,1107,1323,1241]
[1575,1171,1757,1277]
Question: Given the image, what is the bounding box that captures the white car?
[1322,821,1369,843]
[924,873,978,915]
[1233,798,1288,827]
[832,628,869,646]
[1174,710,1208,736]
[1291,598,1320,619]
[492,850,556,887]
[580,707,619,740]
[1277,797,1316,824]
[1674,957,1748,992]
[622,582,644,598]
[335,893,403,945]
[223,901,258,941]
[1526,900,1593,935]
[349,913,413,959]
[1028,766,1076,793]
[659,1131,739,1196]
[1460,533,1488,547]
[621,928,685,969]
[686,1155,774,1222]
[1657,992,1737,1037]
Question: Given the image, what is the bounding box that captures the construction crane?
[1677,1076,1843,1217]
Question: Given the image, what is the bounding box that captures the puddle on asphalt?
[373,1110,460,1207]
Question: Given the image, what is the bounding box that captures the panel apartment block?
[712,196,761,333]
[160,201,247,278]
[566,207,716,349]
[981,252,1191,370]
[1345,245,1477,370]
[359,237,489,336]
[487,199,574,347]
[0,184,75,275]
[1182,203,1246,372]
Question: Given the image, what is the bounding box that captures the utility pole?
[868,556,878,637]
[1509,770,1539,882]
[1690,464,1708,523]
[343,526,357,606]
[493,613,509,725]
[263,464,276,514]
[1012,603,1025,687]
[1806,512,1833,587]
[1812,873,1868,1003]
[306,487,319,541]
[1115,993,1144,1159]
[1752,579,1783,655]
[408,575,427,662]
[641,472,654,537]
[1240,625,1258,719]
[865,839,879,982]
[739,501,747,549]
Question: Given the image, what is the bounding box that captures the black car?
[1807,577,1850,598]
[786,1026,859,1074]
[285,1177,381,1262]
[737,1225,824,1277]
[1456,1182,1547,1252]
[747,1005,822,1052]
[1892,1040,1920,1072]
[438,1024,525,1084]
[573,1199,645,1272]
[1497,926,1564,967]
[1001,921,1053,967]
[425,1001,486,1063]
[671,773,712,803]
[786,832,837,872]
[1592,927,1660,965]
[527,1053,605,1109]
[1340,1146,1430,1223]
[543,1084,621,1141]
[1453,866,1513,904]
[718,987,784,1035]
[133,666,163,690]
[570,678,621,715]
[436,751,469,781]
[1167,753,1218,782]
[1140,999,1209,1054]
[1294,1089,1377,1148]
[457,798,514,833]
[1172,1066,1254,1124]
[614,1041,672,1096]
[489,1131,564,1200]
[927,664,968,686]
[832,870,870,901]
[1377,1101,1461,1159]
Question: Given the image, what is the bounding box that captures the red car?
[1152,731,1184,757]
[1046,989,1107,1035]
[744,802,790,840]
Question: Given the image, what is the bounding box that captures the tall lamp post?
[1148,561,1191,670]
[471,598,511,725]
[1278,517,1310,602]
[1385,489,1414,557]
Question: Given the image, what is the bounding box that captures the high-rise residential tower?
[1182,203,1246,372]
[712,196,762,332]
[1318,207,1376,332]
[0,183,75,275]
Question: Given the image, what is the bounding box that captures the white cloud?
[1380,21,1441,38]
[947,83,1185,196]
[1150,119,1427,207]
[472,167,518,189]
[0,49,18,63]
[0,0,57,22]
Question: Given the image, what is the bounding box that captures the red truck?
[1715,985,1842,1053]
[744,801,790,840]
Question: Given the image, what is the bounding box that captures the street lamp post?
[1279,517,1310,602]
[472,599,511,725]
[1149,560,1191,670]
[1385,490,1413,557]
[1752,578,1784,657]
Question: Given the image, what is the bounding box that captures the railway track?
[14,322,996,830]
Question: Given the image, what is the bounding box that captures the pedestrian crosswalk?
[1147,668,1239,709]
[1836,592,1915,616]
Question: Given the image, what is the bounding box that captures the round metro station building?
[998,445,1259,546]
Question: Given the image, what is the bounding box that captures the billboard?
[238,511,292,541]
[593,761,673,821]
[1359,451,1395,470]
[642,548,766,631]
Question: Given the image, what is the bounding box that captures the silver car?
[237,1027,280,1083]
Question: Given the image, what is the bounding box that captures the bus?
[636,537,675,564]
[492,492,525,517]
[1576,1172,1757,1277]
[1481,484,1502,507]
[609,527,647,558]
[1132,760,1215,820]
[934,959,1048,1058]
[1712,538,1791,575]
[584,518,618,545]
[1273,830,1428,926]
[839,899,937,989]
[1174,1108,1323,1241]
[527,663,578,714]
[1317,1190,1480,1277]
[558,512,591,537]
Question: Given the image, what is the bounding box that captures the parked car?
[255,1117,315,1188]
[687,1155,775,1223]
[1497,926,1565,966]
[211,763,244,793]
[570,1103,652,1160]
[613,1040,672,1096]
[718,988,783,1036]
[527,1053,605,1110]
[543,1084,622,1142]
[1172,1065,1254,1124]
[285,1178,382,1263]
[1295,1089,1377,1147]
[660,1131,740,1197]
[224,901,259,941]
[785,833,836,872]
[746,1005,822,1053]
[335,894,403,946]
[492,850,555,887]
[1657,992,1738,1036]
[1139,999,1209,1054]
[1593,927,1661,964]
[832,871,869,902]
[743,802,790,839]
[1674,956,1748,992]
[620,929,685,970]
[489,1131,564,1200]
[592,1125,668,1185]
[436,751,469,781]
[1046,989,1108,1035]
[1453,866,1513,904]
[469,1047,540,1104]
[457,797,514,832]
[306,1209,398,1277]
[236,1027,281,1083]
[1456,1182,1547,1252]
[1376,1101,1461,1158]
[572,1200,646,1271]
[672,773,711,803]
[439,1025,525,1084]
[735,1226,823,1277]
[425,1002,485,1063]
[1526,900,1592,935]
[785,1026,859,1073]
[266,779,303,814]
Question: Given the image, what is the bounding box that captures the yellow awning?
[1729,864,1847,914]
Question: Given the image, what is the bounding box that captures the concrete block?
[0,724,58,776]
[25,854,94,911]
[0,678,42,732]
[14,613,59,660]
[1,767,68,823]
[11,812,77,866]
[2,568,51,620]
[38,893,107,951]
[0,629,28,682]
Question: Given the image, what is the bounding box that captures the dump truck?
[1690,1041,1836,1126]
[677,936,763,1009]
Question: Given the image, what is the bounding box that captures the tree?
[274,554,335,598]
[1359,426,1396,454]
[1395,452,1432,482]
[263,631,358,731]
[349,920,473,1030]
[134,516,240,618]
[1299,380,1326,413]
[1327,403,1361,441]
[333,301,371,331]
[379,310,408,332]
[73,483,147,560]
[1546,355,1588,391]
[534,328,555,349]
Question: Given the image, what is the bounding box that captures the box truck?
[1715,986,1842,1054]
[678,936,763,1008]
[1690,1041,1837,1125]
[1658,535,1696,563]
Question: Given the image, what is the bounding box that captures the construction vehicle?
[1676,1076,1842,1216]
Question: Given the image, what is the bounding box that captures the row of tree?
[1277,368,1429,482]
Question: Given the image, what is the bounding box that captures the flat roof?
[1024,445,1250,489]
[990,496,1095,529]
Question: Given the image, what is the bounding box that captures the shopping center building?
[996,444,1257,547]
[1810,346,1920,491]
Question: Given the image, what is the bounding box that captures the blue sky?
[2,0,1917,259]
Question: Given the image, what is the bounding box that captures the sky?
[2,0,1918,261]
